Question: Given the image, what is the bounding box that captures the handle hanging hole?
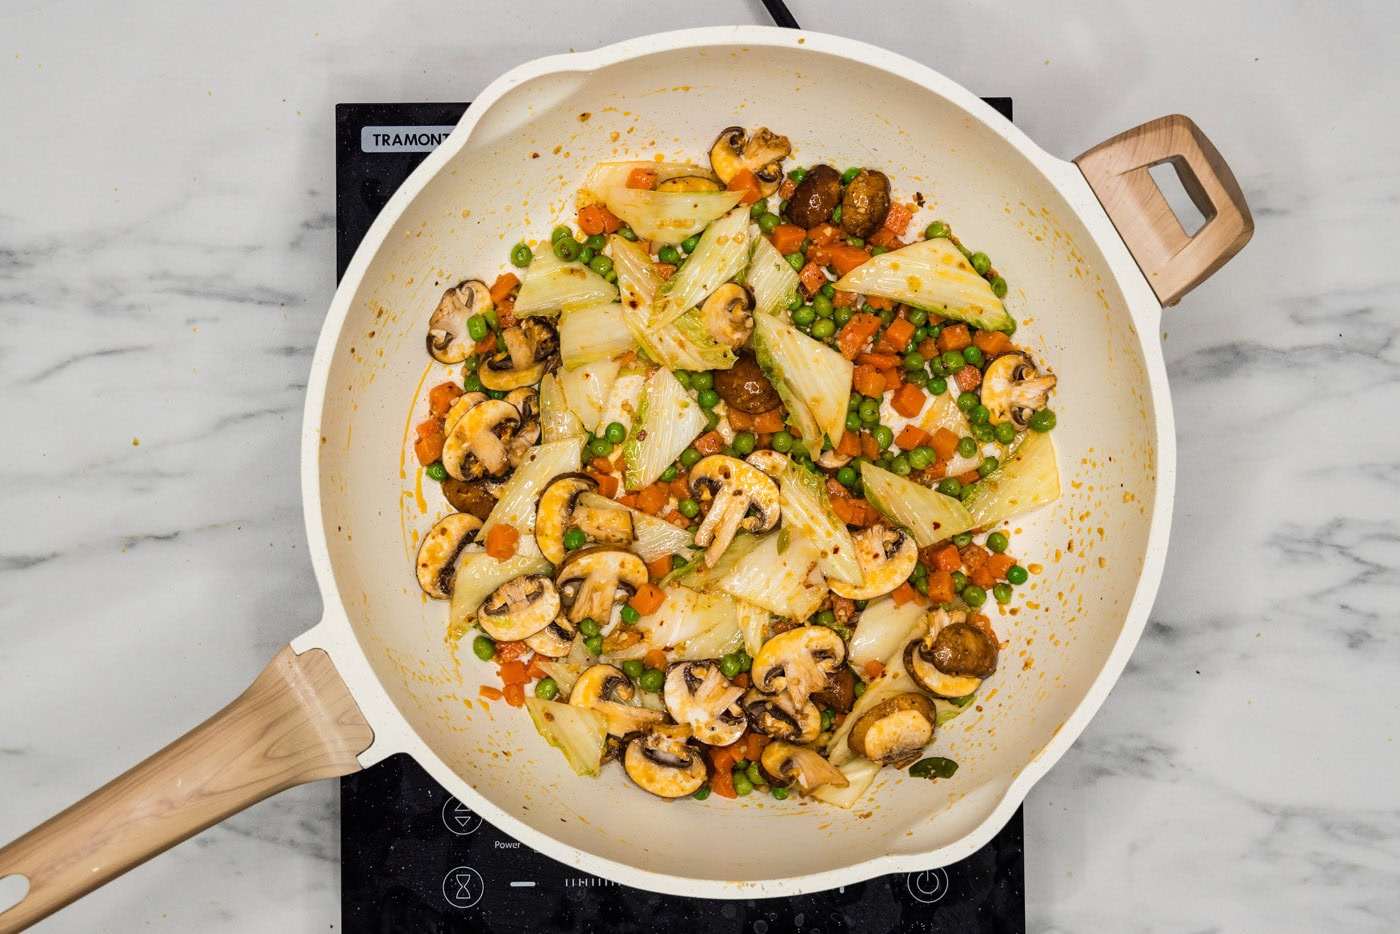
[1148,160,1209,236]
[0,874,30,916]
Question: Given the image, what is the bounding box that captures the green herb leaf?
[908,757,959,780]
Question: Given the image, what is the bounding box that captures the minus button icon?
[509,881,537,888]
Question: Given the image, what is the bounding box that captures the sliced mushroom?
[524,613,578,658]
[709,126,792,197]
[742,687,822,744]
[662,661,747,746]
[846,692,938,768]
[829,525,919,600]
[759,741,849,795]
[427,280,491,364]
[815,448,852,470]
[536,474,634,564]
[414,512,483,599]
[569,663,667,737]
[689,454,781,566]
[441,398,521,480]
[504,386,541,468]
[904,609,996,698]
[839,169,892,238]
[442,391,489,436]
[554,546,649,631]
[810,666,857,714]
[980,352,1057,430]
[699,283,755,349]
[477,575,560,642]
[712,351,781,414]
[477,317,559,392]
[656,174,723,192]
[786,164,843,228]
[750,626,846,709]
[441,476,500,520]
[624,725,707,798]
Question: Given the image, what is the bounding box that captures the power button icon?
[906,867,950,904]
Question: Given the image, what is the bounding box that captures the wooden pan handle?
[0,646,373,933]
[1075,114,1253,307]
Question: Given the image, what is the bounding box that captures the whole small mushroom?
[839,169,892,238]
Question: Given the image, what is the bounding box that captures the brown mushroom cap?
[414,512,484,599]
[441,476,500,520]
[839,169,892,238]
[930,621,999,678]
[759,740,849,794]
[712,351,781,414]
[846,693,938,768]
[786,164,843,228]
[624,727,707,798]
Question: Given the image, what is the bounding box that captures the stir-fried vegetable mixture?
[410,126,1060,807]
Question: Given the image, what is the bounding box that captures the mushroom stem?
[696,487,751,566]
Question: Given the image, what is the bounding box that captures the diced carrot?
[428,382,465,418]
[485,523,520,560]
[930,427,960,460]
[971,613,1000,643]
[929,542,962,572]
[494,640,530,662]
[937,323,972,352]
[617,493,639,509]
[496,300,517,329]
[882,318,916,352]
[882,369,903,392]
[664,509,690,529]
[726,167,764,205]
[733,672,750,688]
[972,329,1014,356]
[414,428,445,467]
[727,408,756,431]
[779,177,797,199]
[750,407,786,434]
[969,564,997,590]
[806,243,833,269]
[709,766,737,799]
[986,552,1016,580]
[926,569,956,603]
[644,648,669,671]
[852,364,886,399]
[798,261,827,295]
[629,582,667,616]
[807,223,842,246]
[864,295,895,311]
[825,244,871,276]
[646,554,673,579]
[954,365,982,393]
[836,429,862,458]
[577,203,623,236]
[746,732,770,762]
[830,495,861,527]
[497,660,529,685]
[617,350,639,368]
[960,543,990,573]
[586,470,619,499]
[837,312,883,360]
[502,682,526,707]
[474,335,497,355]
[668,477,690,500]
[890,382,926,419]
[827,478,850,500]
[855,352,902,370]
[863,659,886,680]
[635,483,668,516]
[895,424,931,451]
[654,262,678,280]
[917,337,941,360]
[832,289,860,308]
[626,166,658,190]
[694,431,725,456]
[860,431,881,460]
[489,272,521,305]
[891,582,918,606]
[416,417,443,440]
[478,685,503,701]
[869,229,906,251]
[880,202,913,236]
[957,469,980,486]
[769,223,807,256]
[525,654,550,681]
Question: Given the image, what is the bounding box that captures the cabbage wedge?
[577,162,715,208]
[513,251,618,317]
[538,373,582,443]
[479,437,586,549]
[860,461,975,547]
[621,366,706,491]
[600,187,743,245]
[610,235,737,371]
[524,697,608,777]
[752,312,852,450]
[771,457,863,587]
[963,428,1060,527]
[834,237,1013,333]
[556,358,619,433]
[745,227,801,318]
[651,205,750,328]
[558,301,634,369]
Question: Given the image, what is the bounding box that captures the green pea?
[994,421,1017,444]
[588,254,614,277]
[771,786,790,800]
[690,370,714,391]
[956,391,979,413]
[620,604,641,625]
[993,582,1014,604]
[938,477,962,497]
[732,431,757,456]
[908,446,933,470]
[870,245,888,256]
[466,314,490,342]
[970,251,991,276]
[854,680,867,698]
[736,649,752,672]
[578,247,595,265]
[986,531,1010,553]
[925,220,950,240]
[771,431,794,453]
[788,167,808,183]
[812,294,834,318]
[820,708,835,733]
[733,771,754,796]
[779,199,790,215]
[617,226,638,241]
[511,243,533,267]
[815,609,836,627]
[750,198,769,218]
[833,305,854,326]
[928,356,949,377]
[534,677,559,700]
[820,282,835,299]
[873,425,894,450]
[942,349,967,371]
[977,457,999,478]
[563,528,587,551]
[703,409,721,433]
[551,225,574,243]
[845,236,865,248]
[858,398,881,423]
[891,454,912,476]
[719,653,742,678]
[957,437,977,459]
[639,668,664,692]
[962,584,987,607]
[680,234,701,254]
[745,762,764,787]
[785,252,805,271]
[578,617,601,638]
[811,318,836,340]
[462,371,484,393]
[697,389,720,409]
[1029,409,1057,432]
[786,294,804,312]
[914,326,929,343]
[951,570,968,590]
[910,562,928,583]
[836,465,858,487]
[622,659,645,679]
[581,233,604,251]
[677,498,700,518]
[604,421,627,444]
[908,307,928,327]
[904,351,925,371]
[488,387,506,399]
[991,276,1008,299]
[970,405,990,425]
[953,532,974,548]
[907,370,929,389]
[483,306,499,330]
[553,237,582,262]
[758,212,782,234]
[425,461,448,482]
[658,245,680,265]
[674,369,694,390]
[680,447,702,468]
[589,437,615,458]
[845,411,863,432]
[879,308,896,326]
[841,166,863,184]
[693,784,713,800]
[830,205,843,226]
[792,304,816,326]
[584,634,604,655]
[929,377,948,396]
[1007,564,1029,585]
[660,464,678,482]
[472,635,496,661]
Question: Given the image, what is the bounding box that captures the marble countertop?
[2,1,1396,930]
